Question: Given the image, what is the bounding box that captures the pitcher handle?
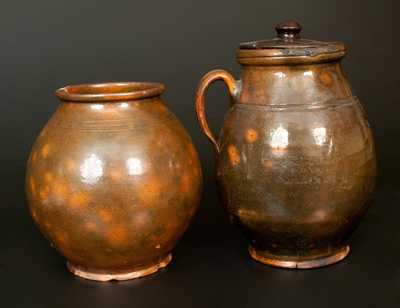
[195,69,239,154]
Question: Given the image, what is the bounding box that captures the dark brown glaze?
[26,82,202,281]
[196,21,376,269]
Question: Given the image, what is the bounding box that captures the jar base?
[67,253,172,281]
[249,245,350,269]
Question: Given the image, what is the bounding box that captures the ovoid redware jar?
[195,21,376,269]
[26,82,202,281]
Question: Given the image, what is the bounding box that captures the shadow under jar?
[26,82,202,281]
[195,21,376,269]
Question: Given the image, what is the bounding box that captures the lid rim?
[239,39,343,50]
[237,50,346,65]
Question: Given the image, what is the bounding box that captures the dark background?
[1,0,399,307]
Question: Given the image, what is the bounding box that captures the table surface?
[2,181,399,308]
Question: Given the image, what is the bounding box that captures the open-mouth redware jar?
[26,82,202,280]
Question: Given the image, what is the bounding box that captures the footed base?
[67,253,172,281]
[249,245,350,269]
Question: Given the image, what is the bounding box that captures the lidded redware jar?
[196,21,376,268]
[26,82,202,280]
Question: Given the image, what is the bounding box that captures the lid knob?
[275,20,302,40]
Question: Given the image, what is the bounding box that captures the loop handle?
[195,69,238,154]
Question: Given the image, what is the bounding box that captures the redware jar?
[195,21,376,269]
[26,82,202,280]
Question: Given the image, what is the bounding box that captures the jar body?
[216,62,376,268]
[26,96,202,280]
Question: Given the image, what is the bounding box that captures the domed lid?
[238,20,346,65]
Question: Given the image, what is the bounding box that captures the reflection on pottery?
[26,82,202,281]
[195,21,376,269]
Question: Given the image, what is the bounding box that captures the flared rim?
[55,81,165,102]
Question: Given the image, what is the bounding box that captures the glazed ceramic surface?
[196,21,376,269]
[26,82,202,280]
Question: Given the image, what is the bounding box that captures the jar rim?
[55,82,165,102]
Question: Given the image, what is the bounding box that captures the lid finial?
[275,20,302,40]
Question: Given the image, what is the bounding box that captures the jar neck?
[237,61,352,106]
